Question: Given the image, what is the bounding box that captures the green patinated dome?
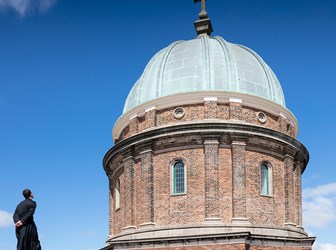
[124,35,285,113]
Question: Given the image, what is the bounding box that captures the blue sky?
[0,1,335,250]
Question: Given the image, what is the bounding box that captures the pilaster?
[231,138,250,225]
[139,142,155,227]
[108,189,113,237]
[229,98,242,120]
[278,114,286,132]
[145,106,157,130]
[129,115,139,136]
[284,154,296,227]
[295,161,303,228]
[203,135,221,222]
[122,149,136,230]
[204,97,217,119]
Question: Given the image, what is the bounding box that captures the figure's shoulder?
[17,200,25,208]
[29,199,37,205]
[24,199,36,206]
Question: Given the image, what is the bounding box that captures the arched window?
[115,179,120,209]
[172,161,186,195]
[260,163,272,196]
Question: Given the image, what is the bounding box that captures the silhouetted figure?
[13,189,41,250]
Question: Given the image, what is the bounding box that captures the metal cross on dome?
[194,0,207,19]
[194,0,206,13]
[193,0,213,36]
[194,0,206,11]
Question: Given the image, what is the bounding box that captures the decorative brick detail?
[119,103,297,141]
[242,106,279,130]
[217,104,230,120]
[129,116,139,136]
[123,150,135,228]
[278,115,287,134]
[156,104,204,127]
[145,108,157,130]
[231,140,247,219]
[203,136,220,219]
[138,116,146,134]
[229,101,243,120]
[278,115,295,137]
[204,99,217,119]
[139,142,155,225]
[218,147,232,223]
[295,162,303,227]
[108,190,113,236]
[284,154,295,225]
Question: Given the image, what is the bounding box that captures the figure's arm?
[13,207,20,223]
[20,201,36,224]
[13,206,24,228]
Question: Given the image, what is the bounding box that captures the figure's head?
[23,189,33,199]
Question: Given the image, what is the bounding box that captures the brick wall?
[108,138,303,233]
[154,149,206,226]
[118,101,294,141]
[245,151,285,225]
[105,100,310,249]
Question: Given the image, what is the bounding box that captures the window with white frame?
[260,162,272,196]
[171,161,186,195]
[115,178,120,209]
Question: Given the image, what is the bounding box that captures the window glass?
[261,163,269,195]
[115,179,120,209]
[173,161,185,194]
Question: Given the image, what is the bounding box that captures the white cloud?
[313,242,336,250]
[38,0,56,13]
[0,0,28,15]
[303,182,336,228]
[0,210,13,228]
[0,0,57,16]
[303,183,336,199]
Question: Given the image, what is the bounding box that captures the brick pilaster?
[129,115,139,136]
[295,162,303,228]
[278,114,287,133]
[231,139,249,224]
[203,136,220,222]
[139,142,155,227]
[229,99,242,120]
[284,154,295,226]
[122,149,136,230]
[107,169,114,236]
[145,107,157,130]
[204,97,217,119]
[108,189,113,236]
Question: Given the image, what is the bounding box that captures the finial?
[193,0,213,36]
[194,0,208,18]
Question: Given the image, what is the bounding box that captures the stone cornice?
[103,122,309,174]
[102,223,315,249]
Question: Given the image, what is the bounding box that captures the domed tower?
[102,2,315,249]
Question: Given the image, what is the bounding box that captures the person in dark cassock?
[13,189,41,250]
